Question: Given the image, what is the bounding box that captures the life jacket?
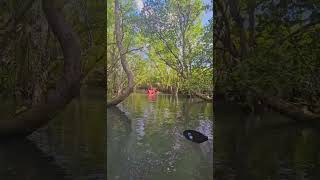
[147,89,156,94]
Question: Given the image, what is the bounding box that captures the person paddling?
[146,84,158,95]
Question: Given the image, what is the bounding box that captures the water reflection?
[0,88,106,180]
[214,100,320,180]
[147,94,157,102]
[31,88,106,180]
[107,93,213,180]
[0,139,70,180]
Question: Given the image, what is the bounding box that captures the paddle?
[183,130,208,143]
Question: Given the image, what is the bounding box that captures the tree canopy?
[215,0,320,118]
[107,0,214,101]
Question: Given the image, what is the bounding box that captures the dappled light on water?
[107,93,213,180]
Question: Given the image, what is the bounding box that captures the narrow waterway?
[0,88,107,180]
[107,93,214,180]
[2,90,318,180]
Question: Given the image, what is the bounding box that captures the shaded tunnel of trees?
[0,0,106,138]
[0,0,319,138]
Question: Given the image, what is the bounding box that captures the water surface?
[107,93,214,180]
[0,88,106,180]
[214,100,320,180]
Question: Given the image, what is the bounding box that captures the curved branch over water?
[107,0,134,108]
[0,0,81,138]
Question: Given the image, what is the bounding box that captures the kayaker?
[146,84,157,95]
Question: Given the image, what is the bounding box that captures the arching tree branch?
[0,0,81,138]
[107,0,134,107]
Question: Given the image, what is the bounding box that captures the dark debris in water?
[183,130,208,143]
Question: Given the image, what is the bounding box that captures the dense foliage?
[107,0,214,98]
[0,0,106,109]
[215,0,320,111]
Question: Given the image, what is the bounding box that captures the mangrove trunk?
[106,0,134,107]
[0,0,81,138]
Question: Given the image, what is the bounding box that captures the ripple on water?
[108,93,213,180]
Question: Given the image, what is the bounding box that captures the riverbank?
[214,89,320,122]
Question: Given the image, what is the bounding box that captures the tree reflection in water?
[0,139,71,180]
[107,93,213,180]
[214,100,320,180]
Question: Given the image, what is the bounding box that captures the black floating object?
[183,130,208,143]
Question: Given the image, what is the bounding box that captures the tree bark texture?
[106,0,134,108]
[0,0,81,138]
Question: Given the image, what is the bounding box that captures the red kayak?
[146,89,158,95]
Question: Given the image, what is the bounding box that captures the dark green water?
[0,88,106,180]
[214,100,320,180]
[107,93,214,180]
[2,90,318,180]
